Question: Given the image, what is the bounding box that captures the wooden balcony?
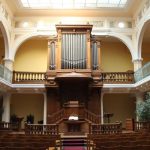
[12,71,134,85]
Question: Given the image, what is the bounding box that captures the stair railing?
[84,109,100,124]
[48,108,65,123]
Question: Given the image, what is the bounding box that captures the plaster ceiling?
[1,0,150,44]
[5,0,142,17]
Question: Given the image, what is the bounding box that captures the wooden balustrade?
[48,108,100,124]
[134,121,150,132]
[13,71,46,84]
[25,124,59,135]
[0,122,19,132]
[48,109,65,123]
[84,109,100,124]
[13,71,134,84]
[102,72,134,84]
[90,123,122,134]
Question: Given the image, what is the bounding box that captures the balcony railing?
[13,71,46,84]
[0,64,12,83]
[25,124,59,135]
[134,62,150,82]
[13,71,134,84]
[102,72,134,84]
[90,123,122,134]
[134,121,150,132]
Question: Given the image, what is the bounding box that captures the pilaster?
[3,59,14,71]
[133,59,142,72]
[2,93,11,122]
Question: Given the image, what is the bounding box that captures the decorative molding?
[135,0,150,27]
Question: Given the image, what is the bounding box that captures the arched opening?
[100,36,133,72]
[141,21,150,65]
[0,20,10,61]
[0,25,5,121]
[14,37,48,72]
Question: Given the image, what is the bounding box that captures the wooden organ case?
[46,24,102,134]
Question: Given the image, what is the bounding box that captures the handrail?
[102,72,134,84]
[48,109,65,123]
[90,123,122,134]
[0,122,19,131]
[84,109,100,124]
[134,61,150,82]
[134,121,150,132]
[48,108,101,124]
[25,124,59,135]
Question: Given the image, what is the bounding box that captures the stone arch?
[13,31,134,60]
[137,16,150,59]
[94,31,134,60]
[0,18,10,59]
[13,33,50,60]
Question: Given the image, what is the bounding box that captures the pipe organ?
[61,33,87,69]
[46,25,102,128]
[46,24,102,87]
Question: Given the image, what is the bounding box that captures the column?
[86,30,91,69]
[133,59,142,72]
[97,41,101,70]
[135,92,144,121]
[43,92,47,125]
[3,59,13,82]
[2,94,11,122]
[3,59,14,71]
[100,92,104,124]
[47,41,51,70]
[57,29,62,69]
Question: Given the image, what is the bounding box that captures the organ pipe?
[92,42,99,70]
[49,42,56,70]
[61,33,87,69]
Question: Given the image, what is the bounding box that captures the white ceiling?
[5,0,142,17]
[0,0,149,43]
[20,0,128,9]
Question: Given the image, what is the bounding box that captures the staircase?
[48,108,100,124]
[61,137,87,150]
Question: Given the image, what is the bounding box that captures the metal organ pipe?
[92,42,98,70]
[50,42,55,70]
[61,33,87,69]
[83,34,86,69]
